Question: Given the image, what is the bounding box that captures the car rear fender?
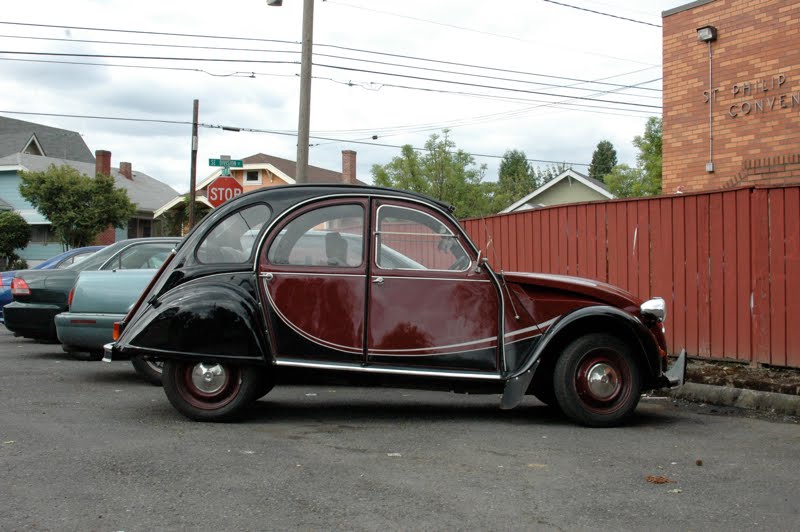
[118,274,271,365]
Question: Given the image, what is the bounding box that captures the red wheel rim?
[175,362,242,410]
[574,349,633,415]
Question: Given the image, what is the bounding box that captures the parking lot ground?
[1,328,799,531]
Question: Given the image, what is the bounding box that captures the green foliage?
[588,140,618,182]
[19,164,137,248]
[536,163,569,186]
[161,196,212,236]
[634,117,662,187]
[606,118,662,198]
[496,149,537,206]
[372,130,491,217]
[7,255,28,270]
[0,211,31,268]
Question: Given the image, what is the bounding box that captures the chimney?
[120,162,133,180]
[342,150,357,184]
[95,150,111,176]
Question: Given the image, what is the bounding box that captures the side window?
[197,204,271,264]
[103,243,175,270]
[376,205,470,271]
[267,204,364,268]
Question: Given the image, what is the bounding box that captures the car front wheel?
[553,333,641,427]
[162,360,263,422]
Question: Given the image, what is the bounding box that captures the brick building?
[663,0,800,193]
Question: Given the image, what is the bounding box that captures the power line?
[0,33,660,99]
[0,20,661,91]
[0,50,660,109]
[313,62,661,109]
[541,0,661,28]
[0,56,268,78]
[323,0,658,66]
[0,56,659,122]
[0,49,296,65]
[0,109,591,167]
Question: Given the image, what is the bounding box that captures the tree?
[19,164,136,248]
[0,211,31,269]
[497,149,537,205]
[605,118,662,198]
[588,140,617,182]
[372,130,491,217]
[633,117,662,189]
[161,196,212,236]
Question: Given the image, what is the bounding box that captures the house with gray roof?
[0,117,178,265]
[0,116,94,164]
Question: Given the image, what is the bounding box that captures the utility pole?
[189,99,199,230]
[296,0,314,183]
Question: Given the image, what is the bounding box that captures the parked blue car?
[0,246,104,323]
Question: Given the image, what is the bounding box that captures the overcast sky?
[1,0,686,195]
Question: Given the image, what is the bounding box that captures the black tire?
[532,377,560,411]
[255,376,276,400]
[531,359,561,411]
[553,333,642,427]
[131,356,164,386]
[161,360,264,422]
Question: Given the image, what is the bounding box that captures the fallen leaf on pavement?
[645,475,675,484]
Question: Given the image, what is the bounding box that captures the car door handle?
[372,276,384,285]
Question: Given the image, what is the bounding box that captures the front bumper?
[662,349,687,388]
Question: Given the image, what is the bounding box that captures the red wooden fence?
[461,185,800,369]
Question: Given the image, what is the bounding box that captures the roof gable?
[0,115,94,163]
[500,168,614,213]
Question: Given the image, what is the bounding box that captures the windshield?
[66,243,125,271]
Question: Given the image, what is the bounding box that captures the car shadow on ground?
[233,395,681,428]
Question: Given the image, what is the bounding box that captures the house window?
[127,218,152,238]
[245,170,261,185]
[29,225,57,244]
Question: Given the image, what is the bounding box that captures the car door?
[259,199,368,363]
[366,199,500,372]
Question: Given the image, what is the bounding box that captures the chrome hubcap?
[191,363,227,394]
[586,362,620,400]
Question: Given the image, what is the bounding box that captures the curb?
[670,383,800,417]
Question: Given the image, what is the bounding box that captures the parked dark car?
[106,185,685,427]
[0,246,104,323]
[4,238,180,341]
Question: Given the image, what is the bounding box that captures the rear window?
[197,204,271,264]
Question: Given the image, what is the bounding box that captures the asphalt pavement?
[1,328,798,531]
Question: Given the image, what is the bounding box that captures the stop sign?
[206,176,244,208]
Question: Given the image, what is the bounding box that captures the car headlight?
[640,297,666,323]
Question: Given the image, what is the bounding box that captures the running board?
[274,359,502,381]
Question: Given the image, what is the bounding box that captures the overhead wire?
[0,109,591,167]
[540,0,662,28]
[0,20,661,92]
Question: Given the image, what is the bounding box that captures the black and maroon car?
[105,184,685,427]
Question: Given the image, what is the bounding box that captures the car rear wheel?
[162,360,263,421]
[131,356,163,386]
[553,333,641,427]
